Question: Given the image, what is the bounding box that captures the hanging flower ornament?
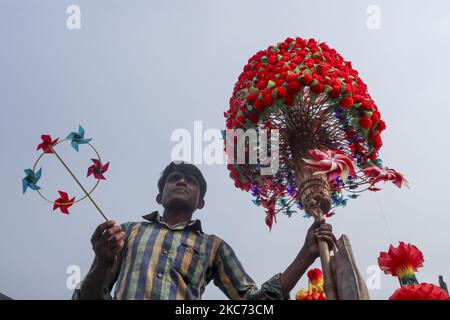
[224,36,409,300]
[224,36,408,226]
[22,125,109,220]
[378,242,450,300]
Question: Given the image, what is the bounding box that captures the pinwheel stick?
[295,157,338,300]
[50,146,108,221]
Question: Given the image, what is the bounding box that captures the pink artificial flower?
[302,149,357,183]
[363,165,409,188]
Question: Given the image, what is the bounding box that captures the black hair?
[157,161,207,199]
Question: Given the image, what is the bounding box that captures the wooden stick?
[314,210,338,300]
[294,158,338,300]
[50,147,109,221]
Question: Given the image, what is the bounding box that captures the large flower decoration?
[224,36,405,227]
[389,283,450,300]
[378,242,424,285]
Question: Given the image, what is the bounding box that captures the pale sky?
[1,0,449,299]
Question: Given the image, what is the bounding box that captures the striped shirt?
[73,211,288,300]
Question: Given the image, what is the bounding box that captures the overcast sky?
[1,0,450,300]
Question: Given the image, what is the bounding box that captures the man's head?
[156,162,207,213]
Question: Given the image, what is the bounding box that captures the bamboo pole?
[295,157,338,300]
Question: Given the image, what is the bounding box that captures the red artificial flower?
[53,191,75,214]
[329,85,341,98]
[339,96,353,109]
[246,93,258,103]
[378,119,387,131]
[287,81,301,95]
[310,82,325,94]
[37,134,59,154]
[389,283,450,300]
[378,242,424,278]
[284,95,294,106]
[301,74,313,86]
[359,116,372,129]
[248,112,259,124]
[263,93,273,107]
[277,86,287,98]
[286,73,299,82]
[87,159,110,180]
[307,268,324,286]
[254,99,264,112]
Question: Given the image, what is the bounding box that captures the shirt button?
[157,272,163,279]
[162,249,169,255]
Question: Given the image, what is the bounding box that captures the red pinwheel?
[389,283,450,300]
[53,191,75,214]
[378,242,424,285]
[363,165,409,188]
[37,135,59,154]
[302,149,357,183]
[87,159,109,180]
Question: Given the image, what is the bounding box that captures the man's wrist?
[299,247,316,266]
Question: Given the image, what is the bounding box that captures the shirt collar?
[142,210,203,233]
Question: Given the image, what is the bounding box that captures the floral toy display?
[378,242,450,300]
[295,268,327,300]
[22,125,109,221]
[224,36,408,299]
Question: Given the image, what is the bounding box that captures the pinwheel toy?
[224,36,408,299]
[66,125,92,152]
[22,125,109,220]
[22,168,42,193]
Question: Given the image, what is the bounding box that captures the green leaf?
[268,80,276,88]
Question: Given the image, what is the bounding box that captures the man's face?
[159,171,203,212]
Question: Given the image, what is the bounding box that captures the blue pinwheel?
[66,125,92,151]
[22,168,42,193]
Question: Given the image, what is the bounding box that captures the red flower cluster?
[389,283,450,300]
[225,37,386,192]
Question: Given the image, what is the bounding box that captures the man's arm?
[74,220,125,300]
[211,219,333,299]
[279,219,334,295]
[211,239,288,300]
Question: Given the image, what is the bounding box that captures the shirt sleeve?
[211,239,290,300]
[71,222,129,300]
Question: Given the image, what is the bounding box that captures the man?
[73,162,334,300]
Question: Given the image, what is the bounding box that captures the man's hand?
[91,220,125,268]
[301,219,334,262]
